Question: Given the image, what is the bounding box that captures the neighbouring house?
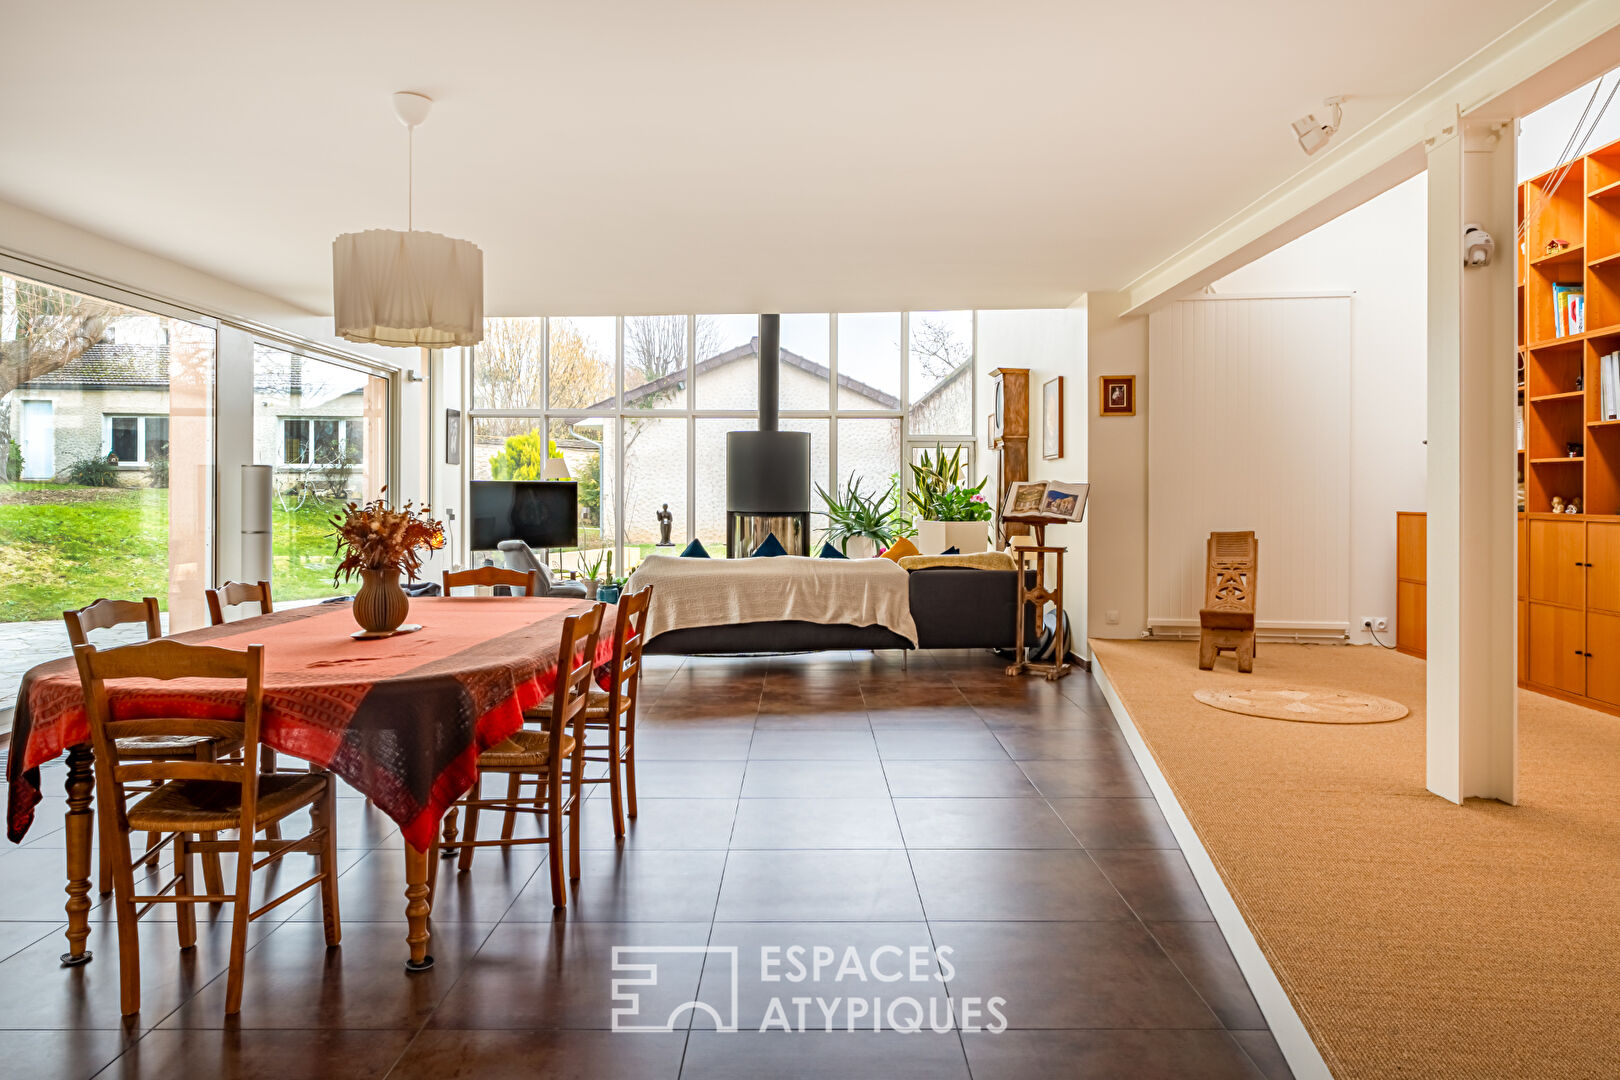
[5,318,173,485]
[471,337,973,547]
[251,347,382,504]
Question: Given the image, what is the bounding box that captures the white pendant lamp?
[333,91,484,348]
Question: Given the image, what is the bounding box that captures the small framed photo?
[1042,376,1064,459]
[1099,375,1135,417]
[445,408,461,465]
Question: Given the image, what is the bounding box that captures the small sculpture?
[1568,442,1584,458]
[1569,498,1582,515]
[655,503,674,546]
[1552,496,1564,513]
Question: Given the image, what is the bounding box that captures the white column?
[1424,108,1518,804]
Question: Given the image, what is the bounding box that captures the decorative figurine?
[1568,442,1584,458]
[1576,374,1584,391]
[655,503,675,546]
[1552,496,1564,513]
[1569,498,1582,515]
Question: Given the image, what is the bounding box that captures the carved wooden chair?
[1198,531,1258,673]
[204,580,273,626]
[73,639,340,1015]
[64,597,235,897]
[442,565,543,597]
[440,602,605,908]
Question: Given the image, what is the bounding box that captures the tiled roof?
[20,343,168,389]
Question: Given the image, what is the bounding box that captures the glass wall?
[252,345,390,601]
[468,312,974,571]
[1,269,214,711]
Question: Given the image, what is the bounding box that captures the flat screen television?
[469,480,579,551]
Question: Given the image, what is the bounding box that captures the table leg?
[61,743,95,966]
[403,840,434,972]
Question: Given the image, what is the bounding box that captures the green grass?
[0,484,348,622]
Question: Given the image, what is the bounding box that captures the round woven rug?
[1192,687,1409,724]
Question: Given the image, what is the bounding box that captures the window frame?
[101,413,169,467]
[276,414,366,469]
[467,311,976,570]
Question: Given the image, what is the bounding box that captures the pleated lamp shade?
[332,228,484,348]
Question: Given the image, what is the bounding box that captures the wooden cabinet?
[1527,518,1586,607]
[1394,512,1428,658]
[1589,523,1620,614]
[1529,602,1586,695]
[1589,612,1620,707]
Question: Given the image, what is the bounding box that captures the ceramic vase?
[354,568,410,634]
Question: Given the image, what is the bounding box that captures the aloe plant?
[814,475,908,553]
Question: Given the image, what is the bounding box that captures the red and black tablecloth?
[6,598,613,851]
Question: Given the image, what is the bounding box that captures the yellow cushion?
[880,537,920,562]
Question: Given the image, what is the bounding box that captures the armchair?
[497,540,590,599]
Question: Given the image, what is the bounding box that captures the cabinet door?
[1518,518,1528,601]
[1528,520,1586,608]
[1588,612,1620,708]
[1529,602,1585,696]
[1396,513,1426,582]
[1396,581,1426,656]
[1518,599,1529,682]
[1588,523,1620,615]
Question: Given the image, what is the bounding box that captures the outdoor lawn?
[0,482,347,623]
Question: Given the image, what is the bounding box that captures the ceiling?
[0,1,1553,317]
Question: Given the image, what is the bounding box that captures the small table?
[6,597,613,972]
[1003,517,1072,682]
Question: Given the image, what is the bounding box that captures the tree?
[473,318,614,436]
[909,315,972,384]
[488,429,560,481]
[1,275,113,399]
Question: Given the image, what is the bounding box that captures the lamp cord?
[407,126,414,232]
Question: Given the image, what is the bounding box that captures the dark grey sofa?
[643,566,1035,654]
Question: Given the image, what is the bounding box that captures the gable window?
[103,415,170,465]
[279,417,364,466]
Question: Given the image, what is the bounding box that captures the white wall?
[975,308,1089,647]
[1204,175,1428,645]
[1518,68,1620,180]
[1086,291,1151,645]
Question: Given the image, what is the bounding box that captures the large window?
[469,312,974,570]
[1,270,214,713]
[253,345,389,600]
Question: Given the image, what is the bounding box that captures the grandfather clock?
[989,367,1030,543]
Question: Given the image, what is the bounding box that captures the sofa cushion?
[880,537,920,562]
[818,541,849,560]
[751,533,788,558]
[679,539,711,558]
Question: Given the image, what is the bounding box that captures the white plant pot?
[915,520,989,555]
[843,536,879,559]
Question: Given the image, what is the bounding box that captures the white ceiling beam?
[1121,0,1620,316]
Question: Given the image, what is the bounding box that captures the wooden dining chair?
[73,638,341,1015]
[64,597,235,898]
[535,586,652,838]
[205,580,274,626]
[441,602,605,907]
[442,566,543,597]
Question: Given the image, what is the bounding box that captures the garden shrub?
[67,454,120,488]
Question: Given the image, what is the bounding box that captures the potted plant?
[331,491,445,634]
[577,547,611,599]
[908,444,993,554]
[597,575,628,604]
[815,475,907,558]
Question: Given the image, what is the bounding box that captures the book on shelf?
[1551,283,1585,337]
[1604,350,1619,421]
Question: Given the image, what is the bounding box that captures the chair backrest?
[73,639,266,835]
[443,566,543,597]
[605,586,653,718]
[63,597,162,648]
[206,580,274,625]
[498,540,557,593]
[544,602,607,760]
[1203,532,1258,614]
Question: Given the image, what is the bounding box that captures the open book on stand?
[1002,481,1089,523]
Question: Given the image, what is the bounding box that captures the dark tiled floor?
[0,650,1290,1078]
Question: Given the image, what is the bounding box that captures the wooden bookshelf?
[1519,134,1620,519]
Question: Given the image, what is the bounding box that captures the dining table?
[5,596,613,972]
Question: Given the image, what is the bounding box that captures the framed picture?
[1099,375,1135,417]
[445,408,461,465]
[1042,376,1064,459]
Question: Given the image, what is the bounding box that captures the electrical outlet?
[1361,616,1388,632]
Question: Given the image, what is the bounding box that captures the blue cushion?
[679,538,710,558]
[818,541,850,559]
[942,546,960,555]
[751,533,788,558]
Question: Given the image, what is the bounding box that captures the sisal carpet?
[1091,640,1620,1080]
